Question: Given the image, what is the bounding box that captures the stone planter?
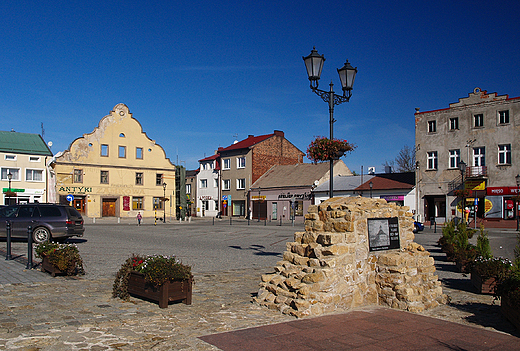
[40,257,65,277]
[127,271,192,308]
[501,295,520,331]
[470,270,497,294]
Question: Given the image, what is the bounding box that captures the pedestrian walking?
[137,212,142,226]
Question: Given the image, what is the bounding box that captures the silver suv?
[0,204,85,244]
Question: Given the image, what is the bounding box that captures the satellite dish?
[47,141,53,148]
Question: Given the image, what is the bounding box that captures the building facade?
[249,161,352,222]
[196,154,220,217]
[0,131,53,204]
[50,104,176,219]
[218,130,304,217]
[185,169,198,217]
[415,87,520,223]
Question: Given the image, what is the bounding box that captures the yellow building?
[51,104,176,219]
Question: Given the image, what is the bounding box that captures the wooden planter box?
[470,270,497,294]
[40,257,65,277]
[501,295,520,331]
[127,271,192,308]
[455,260,471,273]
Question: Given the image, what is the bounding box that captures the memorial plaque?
[367,217,400,252]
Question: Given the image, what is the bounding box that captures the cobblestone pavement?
[0,225,518,350]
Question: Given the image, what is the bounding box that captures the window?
[427,151,438,170]
[498,110,510,124]
[222,179,230,190]
[427,120,436,133]
[136,147,143,159]
[29,156,40,162]
[214,178,219,188]
[498,144,511,165]
[74,169,83,183]
[449,149,460,168]
[132,197,143,210]
[101,144,109,157]
[449,117,459,130]
[26,169,43,182]
[202,163,207,170]
[237,157,246,168]
[1,168,19,180]
[4,155,16,161]
[473,147,485,166]
[136,172,143,185]
[186,184,191,194]
[119,133,125,138]
[118,145,126,158]
[237,178,246,189]
[200,179,207,188]
[156,174,163,186]
[100,170,109,184]
[153,197,163,210]
[223,159,231,170]
[474,114,483,127]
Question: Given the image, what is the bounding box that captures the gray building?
[415,87,520,224]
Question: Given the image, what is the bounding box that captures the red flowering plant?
[113,254,192,301]
[306,137,355,163]
[454,189,471,198]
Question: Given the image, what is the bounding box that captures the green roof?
[0,131,53,156]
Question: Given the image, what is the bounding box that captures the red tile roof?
[356,176,413,191]
[218,132,282,152]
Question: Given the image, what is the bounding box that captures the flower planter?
[40,257,65,277]
[455,260,471,273]
[501,295,520,331]
[127,271,192,308]
[470,270,497,294]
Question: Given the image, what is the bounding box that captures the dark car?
[413,221,424,233]
[0,203,84,244]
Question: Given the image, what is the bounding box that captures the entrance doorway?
[102,199,117,217]
[73,197,86,214]
[253,200,267,220]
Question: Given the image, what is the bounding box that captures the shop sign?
[486,187,520,196]
[464,180,485,191]
[252,195,266,201]
[380,195,404,201]
[278,192,311,200]
[200,195,212,200]
[58,186,93,193]
[123,196,130,211]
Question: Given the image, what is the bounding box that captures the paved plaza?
[0,218,518,350]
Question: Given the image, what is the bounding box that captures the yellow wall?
[54,104,176,218]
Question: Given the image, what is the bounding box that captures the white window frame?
[25,169,44,182]
[186,184,191,194]
[222,179,230,190]
[427,120,436,133]
[449,149,460,169]
[200,179,208,188]
[237,157,246,169]
[498,110,510,125]
[473,147,486,167]
[498,144,511,165]
[1,168,20,181]
[223,159,231,170]
[29,156,41,162]
[236,178,246,190]
[427,151,438,170]
[4,154,16,161]
[474,114,483,127]
[449,117,459,130]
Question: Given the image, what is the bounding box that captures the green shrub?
[35,242,84,276]
[475,225,492,259]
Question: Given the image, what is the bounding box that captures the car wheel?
[33,227,51,244]
[413,226,418,233]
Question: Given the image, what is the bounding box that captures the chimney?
[248,135,254,138]
[274,130,284,137]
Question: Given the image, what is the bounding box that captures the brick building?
[217,130,304,217]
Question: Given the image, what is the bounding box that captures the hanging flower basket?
[453,189,471,198]
[306,137,355,163]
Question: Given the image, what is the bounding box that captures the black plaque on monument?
[367,217,400,252]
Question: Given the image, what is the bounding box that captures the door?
[102,199,117,217]
[73,197,85,214]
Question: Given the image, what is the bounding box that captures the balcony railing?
[465,166,487,178]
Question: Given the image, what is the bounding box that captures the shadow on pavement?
[229,244,281,257]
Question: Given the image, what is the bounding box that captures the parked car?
[0,203,84,244]
[413,220,424,233]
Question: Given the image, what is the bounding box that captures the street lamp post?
[369,181,373,199]
[7,172,12,205]
[303,47,357,198]
[458,160,466,222]
[515,174,520,231]
[163,182,167,223]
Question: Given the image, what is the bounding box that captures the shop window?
[132,197,143,210]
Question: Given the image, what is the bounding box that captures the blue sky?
[1,1,519,173]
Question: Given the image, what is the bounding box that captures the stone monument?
[254,197,447,318]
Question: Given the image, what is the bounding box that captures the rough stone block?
[293,255,309,266]
[302,232,318,244]
[302,271,326,284]
[317,233,344,246]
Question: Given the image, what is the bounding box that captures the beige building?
[50,104,176,219]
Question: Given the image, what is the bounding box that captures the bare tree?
[394,145,416,172]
